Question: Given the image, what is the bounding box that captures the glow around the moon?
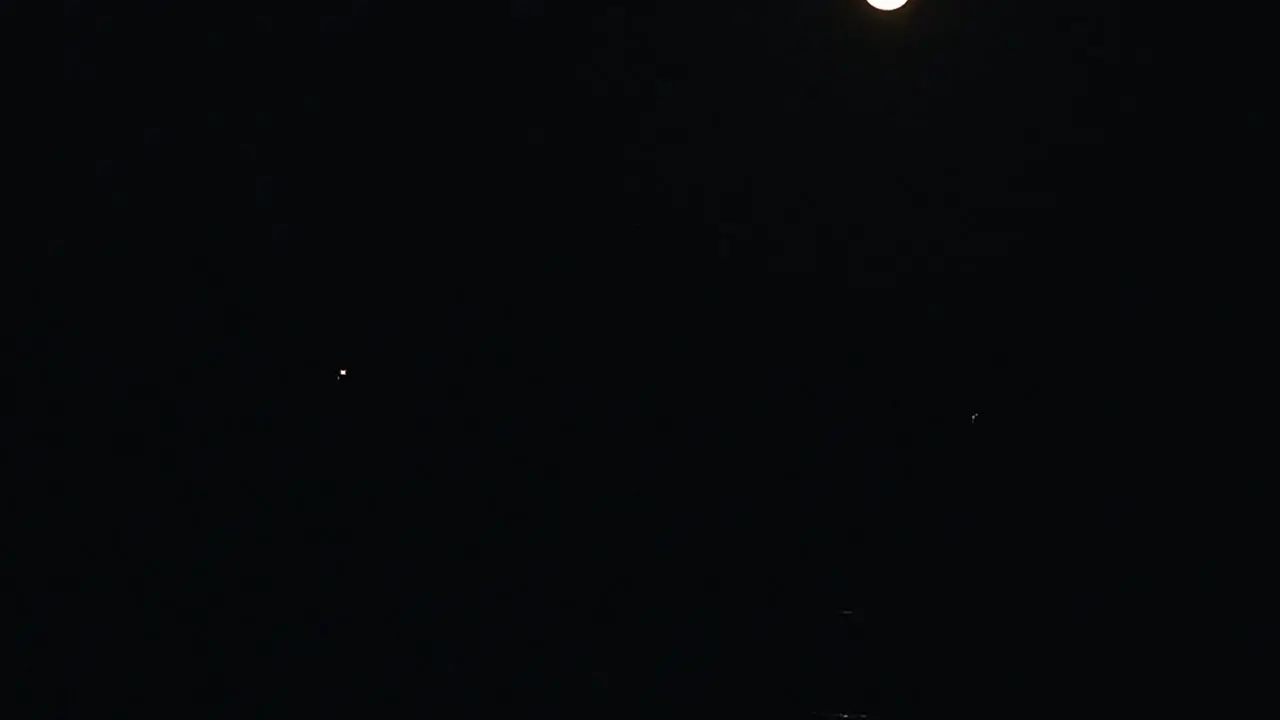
[867,0,909,10]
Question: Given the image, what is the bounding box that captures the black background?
[11,1,1270,716]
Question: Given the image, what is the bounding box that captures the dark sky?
[15,1,1269,716]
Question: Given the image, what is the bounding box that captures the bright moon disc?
[867,0,909,10]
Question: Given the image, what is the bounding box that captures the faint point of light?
[866,0,909,11]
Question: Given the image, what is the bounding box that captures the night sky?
[14,1,1270,716]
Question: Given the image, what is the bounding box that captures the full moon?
[867,0,909,10]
